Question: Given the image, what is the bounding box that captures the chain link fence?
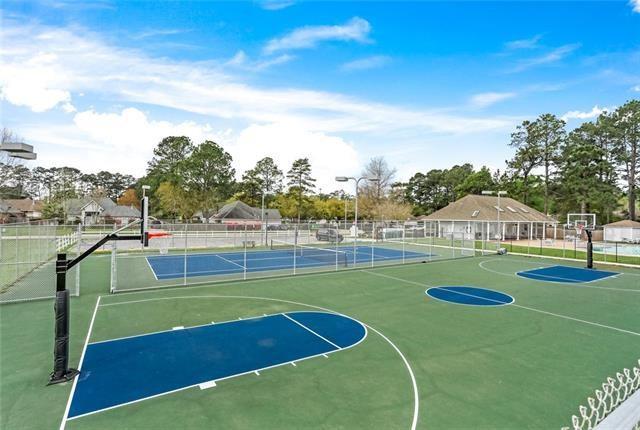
[110,220,489,293]
[0,222,80,303]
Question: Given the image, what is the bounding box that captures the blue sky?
[1,0,639,191]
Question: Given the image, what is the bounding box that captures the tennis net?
[270,239,348,268]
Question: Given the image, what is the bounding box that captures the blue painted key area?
[516,265,618,283]
[69,311,366,419]
[426,286,514,306]
[147,245,432,280]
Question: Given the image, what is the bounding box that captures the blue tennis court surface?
[146,245,432,280]
[516,265,619,283]
[69,311,366,419]
[426,286,514,306]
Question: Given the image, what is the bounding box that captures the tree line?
[138,137,410,222]
[2,99,638,223]
[401,100,639,223]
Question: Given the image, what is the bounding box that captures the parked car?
[316,228,344,243]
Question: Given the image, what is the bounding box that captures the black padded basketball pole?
[49,223,142,385]
[585,229,594,269]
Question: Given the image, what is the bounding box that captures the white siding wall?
[604,227,640,242]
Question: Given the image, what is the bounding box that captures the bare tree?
[1,128,24,193]
[360,156,397,201]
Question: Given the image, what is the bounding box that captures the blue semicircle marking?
[426,286,514,306]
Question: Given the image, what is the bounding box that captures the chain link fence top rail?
[563,359,640,430]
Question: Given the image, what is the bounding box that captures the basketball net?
[148,230,171,254]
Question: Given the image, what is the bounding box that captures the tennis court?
[1,250,639,429]
[145,244,432,280]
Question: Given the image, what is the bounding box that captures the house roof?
[213,200,281,220]
[65,197,117,215]
[604,220,640,228]
[102,205,141,218]
[3,199,43,212]
[0,200,23,214]
[420,194,557,223]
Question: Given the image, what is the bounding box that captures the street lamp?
[336,176,379,264]
[482,190,507,248]
[141,185,151,198]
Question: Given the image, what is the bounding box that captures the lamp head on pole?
[335,176,349,182]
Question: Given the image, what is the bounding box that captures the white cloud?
[263,17,371,54]
[24,110,358,191]
[22,107,226,175]
[0,52,75,112]
[631,0,640,13]
[510,44,581,73]
[469,92,517,108]
[232,122,359,191]
[633,85,640,92]
[341,55,390,72]
[259,0,295,10]
[132,29,190,40]
[504,35,542,50]
[561,105,611,121]
[2,20,518,182]
[226,50,294,71]
[1,20,512,135]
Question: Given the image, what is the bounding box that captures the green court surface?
[1,254,639,429]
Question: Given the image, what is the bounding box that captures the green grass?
[1,253,639,429]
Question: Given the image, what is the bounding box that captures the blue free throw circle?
[425,286,514,307]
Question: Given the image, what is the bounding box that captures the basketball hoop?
[147,230,171,254]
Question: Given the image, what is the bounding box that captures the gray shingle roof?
[421,195,557,223]
[604,220,640,228]
[102,205,141,218]
[214,200,281,220]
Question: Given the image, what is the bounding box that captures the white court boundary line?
[364,270,640,337]
[214,254,245,270]
[60,296,101,430]
[282,313,342,350]
[478,260,640,293]
[62,296,417,430]
[143,256,159,281]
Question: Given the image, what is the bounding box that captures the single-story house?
[211,200,282,226]
[603,220,640,243]
[3,199,44,220]
[419,194,558,240]
[65,197,140,225]
[0,199,44,223]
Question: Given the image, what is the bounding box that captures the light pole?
[482,190,507,248]
[261,192,269,246]
[141,185,150,199]
[335,176,379,263]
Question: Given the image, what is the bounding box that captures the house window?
[520,208,530,213]
[506,206,517,213]
[471,210,479,217]
[494,206,504,212]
